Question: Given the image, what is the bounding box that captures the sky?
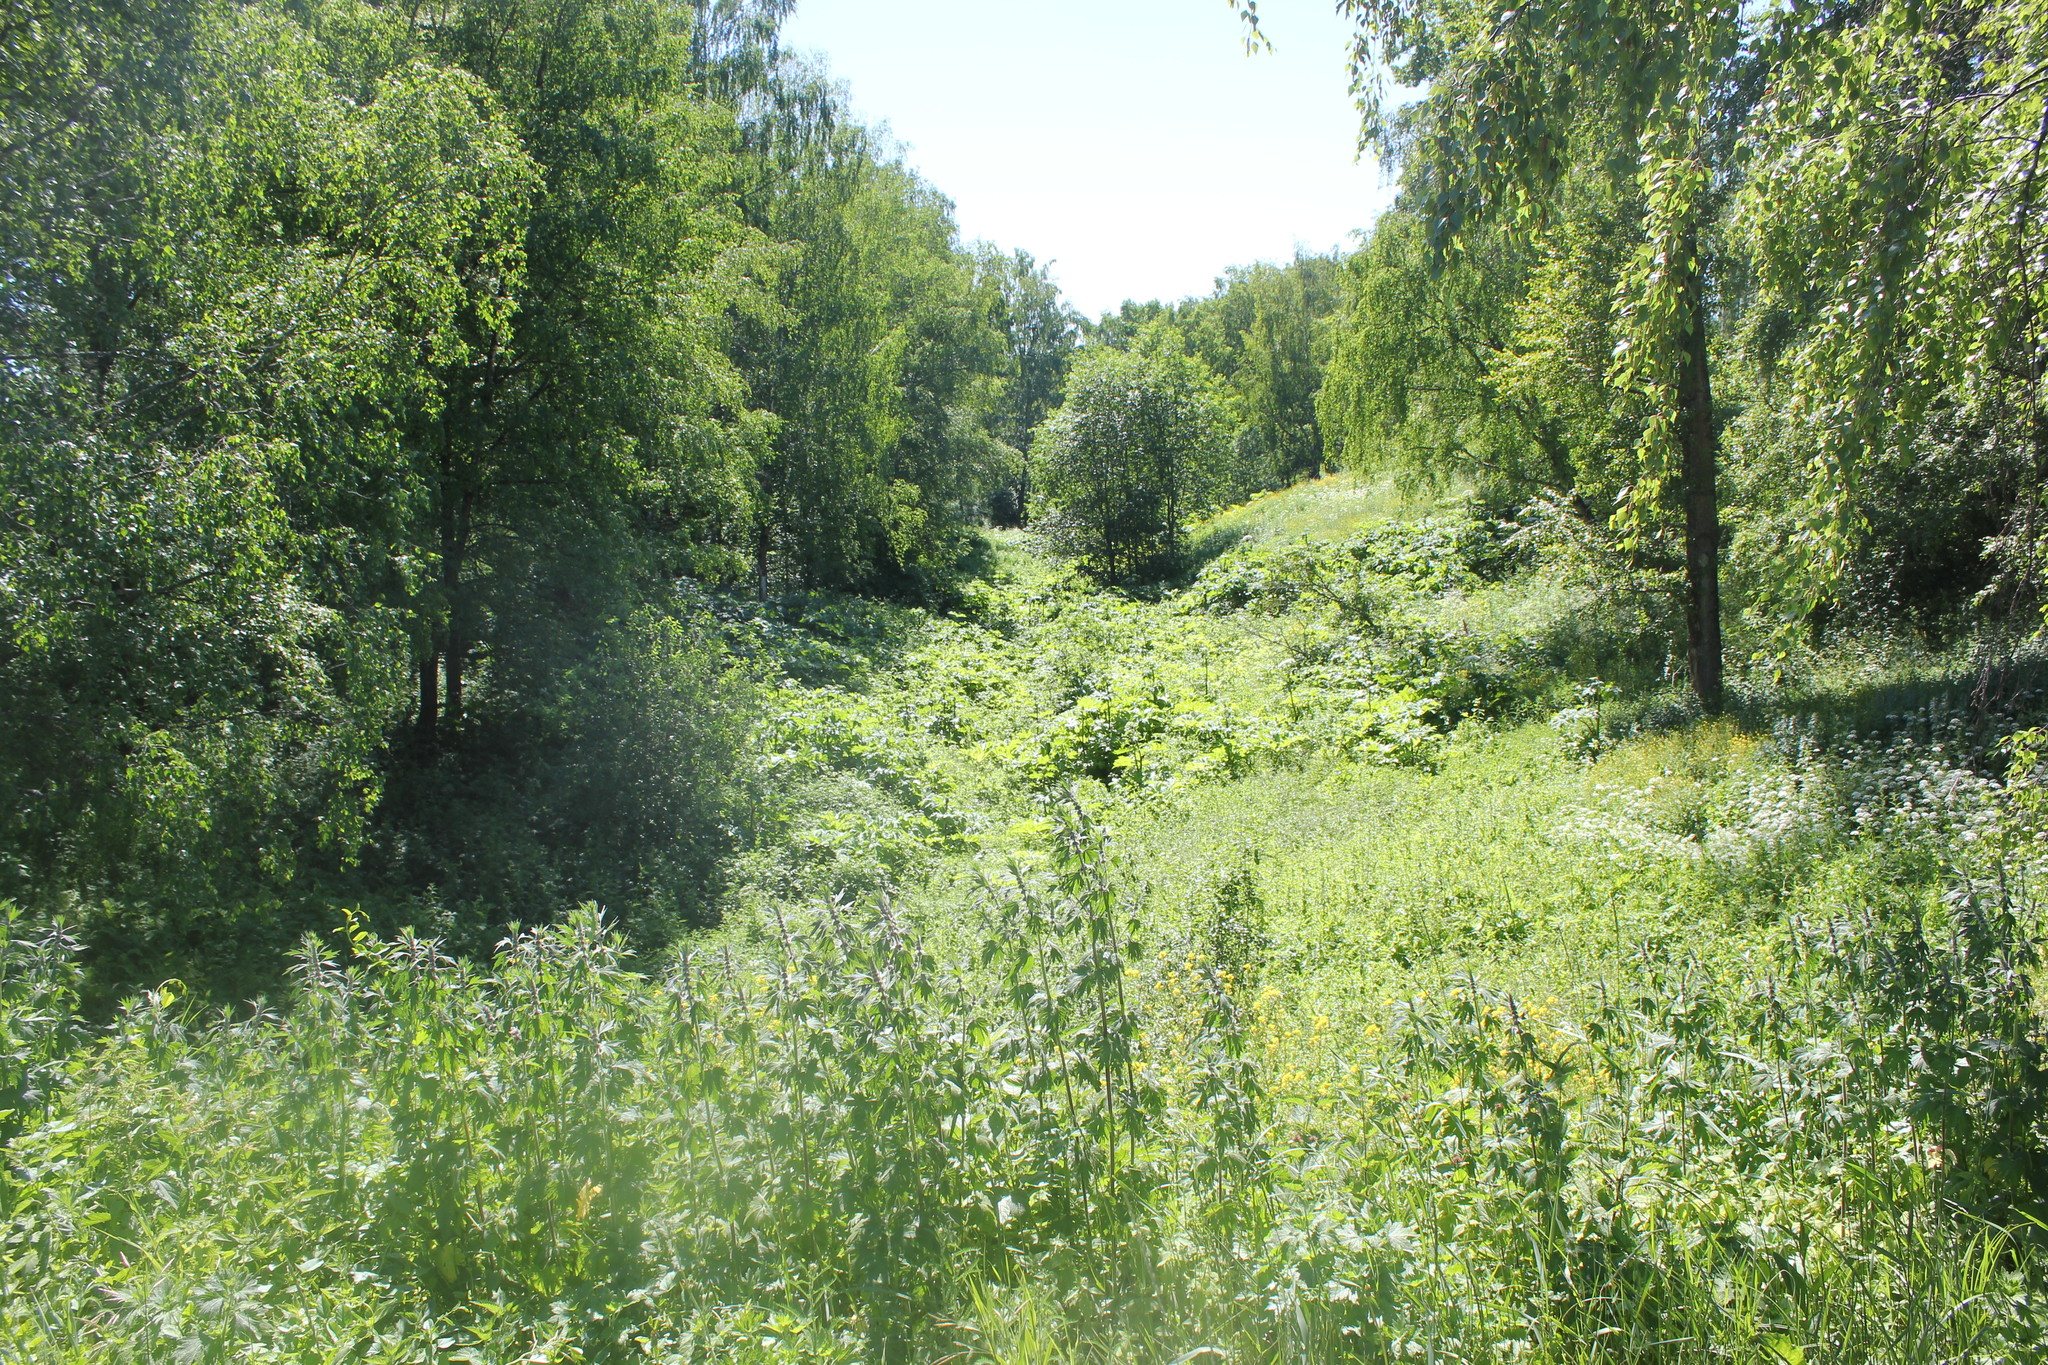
[776,0,1399,319]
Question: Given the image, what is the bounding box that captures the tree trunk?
[420,420,456,746]
[444,635,465,730]
[1678,253,1723,714]
[417,641,439,747]
[441,493,471,730]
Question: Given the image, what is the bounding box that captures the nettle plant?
[1243,937,2048,1363]
[10,707,2048,1362]
[0,813,1187,1364]
[0,907,81,1149]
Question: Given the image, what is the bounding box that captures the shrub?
[363,605,760,956]
[1035,334,1234,582]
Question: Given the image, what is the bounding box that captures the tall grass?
[10,486,2048,1362]
[5,773,2047,1361]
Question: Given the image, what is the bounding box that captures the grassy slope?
[902,477,1754,1080]
[6,473,2045,1363]
[747,471,1724,1002]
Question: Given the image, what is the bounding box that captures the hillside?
[6,476,2044,1363]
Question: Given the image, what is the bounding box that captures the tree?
[724,117,1006,592]
[1086,254,1339,506]
[1301,0,1760,710]
[0,0,793,989]
[1034,328,1232,580]
[0,0,532,949]
[1320,184,1656,526]
[398,0,769,745]
[1319,213,1544,494]
[1738,0,2048,622]
[976,247,1080,527]
[0,0,1046,996]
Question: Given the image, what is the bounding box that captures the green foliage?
[979,684,1300,793]
[1185,512,1654,754]
[11,709,2048,1361]
[1179,254,1345,492]
[1,815,1165,1364]
[1311,0,2048,692]
[0,0,531,955]
[1089,253,1343,504]
[729,114,1012,592]
[1319,215,1542,492]
[0,0,1036,996]
[1034,332,1234,581]
[1318,0,1751,709]
[8,476,2048,1360]
[19,0,2048,1353]
[1737,0,2048,613]
[1188,518,1499,616]
[746,680,973,902]
[0,909,81,1148]
[1319,198,1649,528]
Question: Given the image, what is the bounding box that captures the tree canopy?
[0,0,1049,993]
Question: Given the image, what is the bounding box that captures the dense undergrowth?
[8,477,2048,1362]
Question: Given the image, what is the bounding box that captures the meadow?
[6,475,2047,1364]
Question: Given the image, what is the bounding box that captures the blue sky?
[777,0,1398,318]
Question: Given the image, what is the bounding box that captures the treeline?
[0,0,1096,997]
[1035,254,1344,579]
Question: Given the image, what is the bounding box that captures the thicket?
[11,672,2048,1361]
[0,0,1090,1001]
[10,431,2048,1356]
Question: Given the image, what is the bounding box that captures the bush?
[362,606,760,956]
[1035,334,1234,582]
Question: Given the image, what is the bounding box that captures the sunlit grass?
[1189,470,1464,552]
[7,476,2047,1363]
